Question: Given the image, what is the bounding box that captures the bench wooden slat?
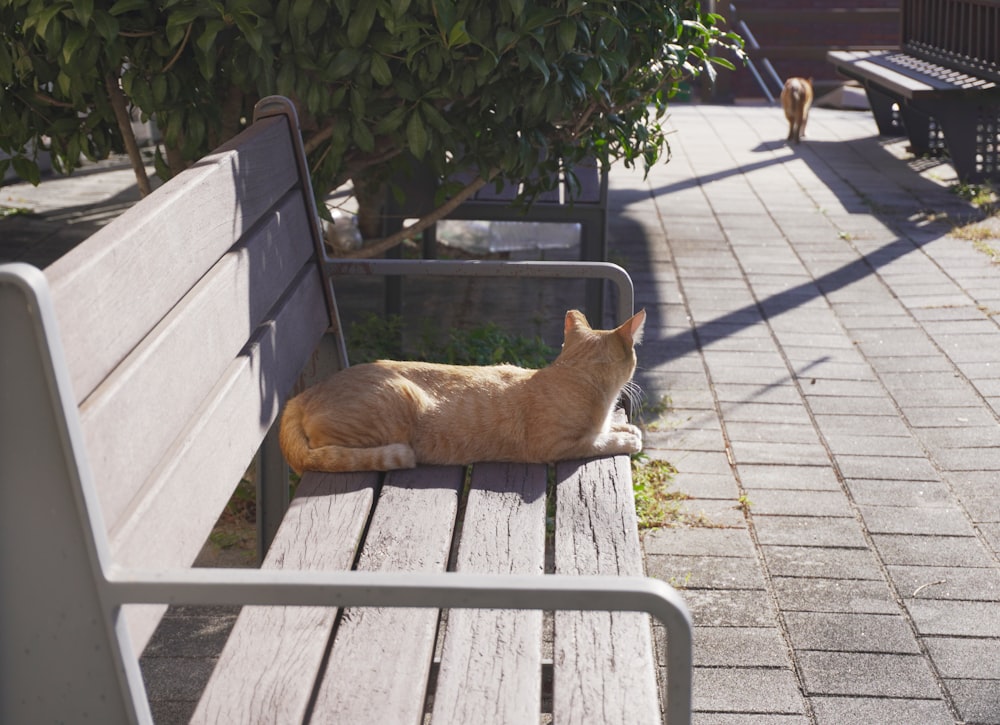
[190,471,378,724]
[112,266,330,653]
[79,190,315,529]
[45,115,299,405]
[432,462,547,723]
[554,456,662,725]
[310,465,464,724]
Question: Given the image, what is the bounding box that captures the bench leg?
[918,100,998,183]
[579,216,608,325]
[256,424,290,563]
[899,103,935,158]
[863,85,903,136]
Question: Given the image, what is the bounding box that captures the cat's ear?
[616,309,646,346]
[564,309,591,335]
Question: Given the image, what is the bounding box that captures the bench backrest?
[903,0,1000,81]
[1,96,338,671]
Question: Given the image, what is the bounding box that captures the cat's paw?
[598,429,643,455]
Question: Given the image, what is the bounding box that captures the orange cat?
[279,309,646,473]
[781,77,813,144]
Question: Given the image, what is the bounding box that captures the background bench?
[828,0,1000,181]
[0,96,691,724]
[381,155,609,325]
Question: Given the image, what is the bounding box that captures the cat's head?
[557,309,646,380]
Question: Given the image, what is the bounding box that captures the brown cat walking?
[279,309,646,473]
[781,77,813,144]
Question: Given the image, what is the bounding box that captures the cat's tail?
[279,396,416,473]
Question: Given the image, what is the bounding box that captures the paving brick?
[681,589,777,627]
[888,565,1000,601]
[729,440,831,466]
[809,695,953,725]
[689,627,792,668]
[844,478,954,507]
[823,433,925,458]
[647,554,767,590]
[835,455,942,481]
[905,599,1000,637]
[782,611,921,654]
[738,464,842,491]
[754,515,868,548]
[925,637,1000,679]
[771,576,899,614]
[797,651,941,698]
[943,679,1000,725]
[762,545,884,581]
[872,533,995,567]
[670,471,742,500]
[693,667,804,714]
[748,490,854,518]
[643,527,755,557]
[858,505,979,536]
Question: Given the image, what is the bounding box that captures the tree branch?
[105,73,153,197]
[343,173,491,259]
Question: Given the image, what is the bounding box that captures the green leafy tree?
[0,0,742,255]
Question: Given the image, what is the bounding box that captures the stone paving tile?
[745,490,854,518]
[844,478,955,507]
[822,433,926,458]
[692,667,804,715]
[647,555,767,590]
[872,533,996,568]
[904,599,1000,637]
[796,651,942,698]
[924,637,1000,679]
[728,440,831,466]
[690,627,792,668]
[737,464,842,491]
[753,515,868,548]
[781,611,921,654]
[942,680,1000,724]
[771,576,899,615]
[858,505,980,536]
[681,589,777,628]
[724,421,822,445]
[835,455,942,481]
[643,527,755,557]
[808,696,953,725]
[888,565,1000,601]
[903,405,999,428]
[761,545,885,581]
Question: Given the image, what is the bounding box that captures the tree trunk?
[105,73,153,197]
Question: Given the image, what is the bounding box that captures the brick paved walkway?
[618,105,1000,724]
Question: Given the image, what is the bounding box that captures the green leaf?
[62,26,88,64]
[370,53,392,86]
[405,109,428,158]
[12,156,41,186]
[346,1,377,46]
[91,11,118,41]
[108,0,148,16]
[72,0,93,27]
[352,120,374,151]
[557,18,576,53]
[329,47,361,78]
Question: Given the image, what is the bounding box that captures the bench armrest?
[107,567,692,724]
[326,258,635,326]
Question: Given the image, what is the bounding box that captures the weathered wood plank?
[432,462,547,723]
[113,267,329,654]
[553,456,661,725]
[80,190,315,529]
[190,471,378,725]
[45,115,299,404]
[310,466,464,724]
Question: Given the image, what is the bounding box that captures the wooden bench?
[828,0,1000,181]
[381,154,609,324]
[0,95,691,724]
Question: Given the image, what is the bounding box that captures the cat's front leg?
[587,427,643,456]
[609,421,643,439]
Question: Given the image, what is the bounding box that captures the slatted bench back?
[41,100,333,653]
[903,0,1000,82]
